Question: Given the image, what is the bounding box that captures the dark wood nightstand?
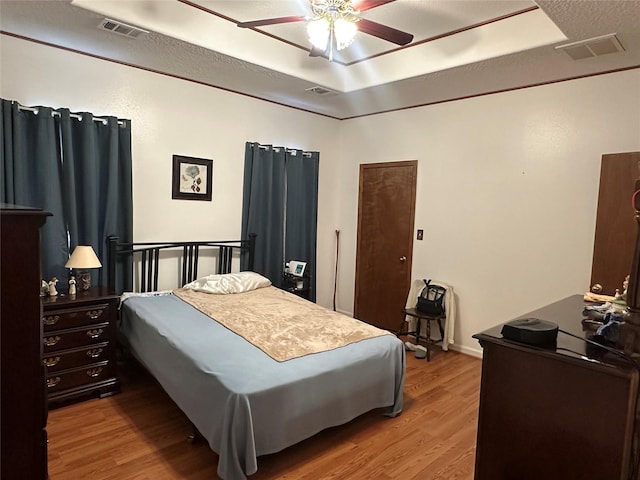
[41,287,120,406]
[282,272,312,300]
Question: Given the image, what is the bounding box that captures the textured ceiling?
[1,0,639,119]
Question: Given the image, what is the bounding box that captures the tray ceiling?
[1,0,639,119]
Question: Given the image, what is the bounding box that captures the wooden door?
[354,161,417,331]
[591,152,640,295]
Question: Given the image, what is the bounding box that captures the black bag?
[417,279,446,316]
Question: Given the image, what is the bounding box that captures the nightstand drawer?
[43,342,110,372]
[46,361,112,394]
[42,303,111,332]
[41,288,120,404]
[43,323,110,353]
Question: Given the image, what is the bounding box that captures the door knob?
[591,283,603,293]
[399,256,407,263]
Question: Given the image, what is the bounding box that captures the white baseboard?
[448,343,483,358]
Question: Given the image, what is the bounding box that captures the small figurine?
[48,277,59,297]
[68,276,77,296]
[613,274,631,308]
[40,280,49,297]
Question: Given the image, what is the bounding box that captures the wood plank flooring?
[47,349,482,480]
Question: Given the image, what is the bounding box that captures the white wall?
[0,36,341,304]
[2,36,640,356]
[337,69,640,356]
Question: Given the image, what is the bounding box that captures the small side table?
[41,287,120,406]
[282,272,312,301]
[399,308,445,361]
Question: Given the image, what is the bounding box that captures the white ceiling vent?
[556,33,625,61]
[98,18,148,39]
[305,86,339,96]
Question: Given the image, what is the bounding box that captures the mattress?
[120,291,405,480]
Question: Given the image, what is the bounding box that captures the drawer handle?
[86,348,104,358]
[43,336,61,347]
[86,367,103,378]
[43,315,60,326]
[86,329,104,339]
[47,377,61,388]
[86,310,104,320]
[43,356,61,367]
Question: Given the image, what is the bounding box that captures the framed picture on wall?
[172,155,213,201]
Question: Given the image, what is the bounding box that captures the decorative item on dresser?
[1,204,50,480]
[41,287,120,405]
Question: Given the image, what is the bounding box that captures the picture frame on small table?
[288,260,307,277]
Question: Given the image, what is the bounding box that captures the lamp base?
[78,271,92,291]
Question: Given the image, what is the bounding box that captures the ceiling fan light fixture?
[237,0,414,62]
[306,0,360,58]
[308,18,330,50]
[334,18,357,50]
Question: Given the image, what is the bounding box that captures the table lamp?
[65,246,102,291]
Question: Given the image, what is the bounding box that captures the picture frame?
[288,260,307,277]
[172,155,213,201]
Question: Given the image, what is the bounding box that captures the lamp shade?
[65,246,102,269]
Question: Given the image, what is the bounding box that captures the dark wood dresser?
[41,287,120,405]
[1,204,50,480]
[473,295,639,480]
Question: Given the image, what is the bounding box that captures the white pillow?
[182,271,271,294]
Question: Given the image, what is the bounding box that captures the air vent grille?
[305,86,339,96]
[98,18,148,39]
[556,33,625,61]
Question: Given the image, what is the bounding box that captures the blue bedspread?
[121,294,405,480]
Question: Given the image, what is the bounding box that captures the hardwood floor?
[47,349,482,480]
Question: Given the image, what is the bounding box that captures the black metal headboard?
[107,234,256,294]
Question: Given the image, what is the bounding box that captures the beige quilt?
[173,286,391,362]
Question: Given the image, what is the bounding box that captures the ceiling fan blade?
[357,18,413,45]
[237,16,306,29]
[354,0,396,12]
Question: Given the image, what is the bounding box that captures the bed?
[107,236,405,480]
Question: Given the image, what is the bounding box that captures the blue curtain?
[284,150,319,302]
[241,142,319,301]
[1,99,133,290]
[58,110,133,289]
[241,143,286,284]
[1,100,68,280]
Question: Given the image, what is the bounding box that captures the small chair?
[397,278,452,361]
[398,307,444,361]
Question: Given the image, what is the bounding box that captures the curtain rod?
[257,144,313,157]
[17,104,126,126]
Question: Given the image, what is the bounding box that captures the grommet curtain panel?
[1,99,133,291]
[241,142,319,301]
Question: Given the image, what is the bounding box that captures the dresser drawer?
[42,303,111,332]
[46,361,112,394]
[43,323,110,353]
[43,342,110,372]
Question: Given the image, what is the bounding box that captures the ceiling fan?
[237,0,414,61]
